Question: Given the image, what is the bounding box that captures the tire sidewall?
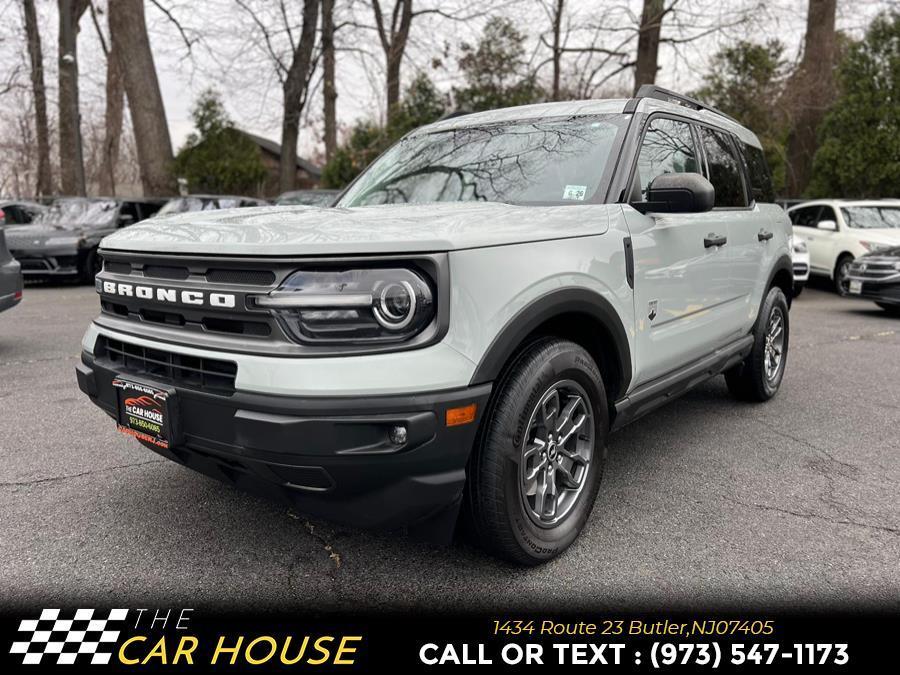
[496,344,608,562]
[753,287,790,398]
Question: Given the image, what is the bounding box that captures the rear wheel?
[465,339,608,565]
[725,286,789,402]
[834,254,853,295]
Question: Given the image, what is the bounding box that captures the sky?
[1,0,897,170]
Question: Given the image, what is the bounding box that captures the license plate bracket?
[849,279,862,295]
[113,377,180,449]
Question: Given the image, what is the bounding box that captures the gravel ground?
[1,281,898,611]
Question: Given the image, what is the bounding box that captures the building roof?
[238,131,322,178]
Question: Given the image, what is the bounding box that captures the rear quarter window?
[742,143,775,203]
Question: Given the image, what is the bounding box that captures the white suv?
[787,200,900,294]
[76,87,793,564]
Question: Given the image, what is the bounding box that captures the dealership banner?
[1,609,895,672]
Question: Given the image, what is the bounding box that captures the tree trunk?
[322,0,337,162]
[373,0,413,126]
[279,0,320,193]
[109,0,175,196]
[551,0,564,101]
[785,0,838,197]
[92,2,124,196]
[58,0,88,196]
[633,0,664,94]
[23,0,52,196]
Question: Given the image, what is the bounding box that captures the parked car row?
[787,199,900,315]
[0,189,339,285]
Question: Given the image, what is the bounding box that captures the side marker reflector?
[446,403,477,427]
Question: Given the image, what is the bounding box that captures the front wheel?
[793,282,804,298]
[725,286,790,402]
[465,339,608,565]
[834,255,853,295]
[81,248,102,284]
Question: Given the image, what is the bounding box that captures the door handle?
[704,233,727,248]
[758,230,774,242]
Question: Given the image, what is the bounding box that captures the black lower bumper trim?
[77,352,492,536]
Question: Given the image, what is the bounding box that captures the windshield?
[841,206,900,229]
[157,197,241,216]
[33,199,118,228]
[338,115,626,207]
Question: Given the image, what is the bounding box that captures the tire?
[834,254,853,295]
[81,248,102,284]
[725,286,790,402]
[465,338,608,565]
[876,302,900,317]
[792,282,804,298]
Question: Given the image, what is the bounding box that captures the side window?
[818,205,838,227]
[789,206,822,227]
[742,142,775,203]
[636,117,699,199]
[698,127,748,208]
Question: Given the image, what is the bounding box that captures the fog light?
[389,425,407,445]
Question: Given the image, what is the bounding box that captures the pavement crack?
[288,510,343,579]
[725,497,900,537]
[0,459,166,489]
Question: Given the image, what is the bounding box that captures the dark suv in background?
[4,197,164,282]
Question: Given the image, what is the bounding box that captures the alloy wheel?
[519,380,594,527]
[764,307,785,382]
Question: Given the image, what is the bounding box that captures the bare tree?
[634,0,665,93]
[109,0,175,196]
[323,0,338,162]
[784,0,837,196]
[90,2,124,196]
[23,0,52,196]
[371,0,414,124]
[58,0,90,196]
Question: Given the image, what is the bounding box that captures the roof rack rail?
[624,84,739,123]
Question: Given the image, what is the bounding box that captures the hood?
[99,203,611,256]
[861,244,900,258]
[3,223,87,250]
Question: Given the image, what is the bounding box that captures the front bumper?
[846,275,900,307]
[10,246,82,276]
[76,350,492,535]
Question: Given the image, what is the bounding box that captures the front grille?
[18,257,52,271]
[793,262,809,275]
[143,264,190,280]
[96,336,237,395]
[849,259,899,280]
[207,269,276,286]
[105,261,132,275]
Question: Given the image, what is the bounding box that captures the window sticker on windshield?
[563,185,588,201]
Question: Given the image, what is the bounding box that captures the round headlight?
[375,281,417,329]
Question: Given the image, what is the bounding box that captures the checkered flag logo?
[10,609,128,665]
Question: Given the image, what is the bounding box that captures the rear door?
[695,126,766,327]
[624,116,739,386]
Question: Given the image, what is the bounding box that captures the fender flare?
[468,287,632,399]
[766,253,794,292]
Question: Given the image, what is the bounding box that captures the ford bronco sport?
[76,86,793,565]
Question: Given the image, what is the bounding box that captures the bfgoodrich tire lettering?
[465,339,608,565]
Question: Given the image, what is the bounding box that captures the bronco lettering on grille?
[100,280,236,308]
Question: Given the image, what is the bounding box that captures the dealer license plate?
[849,279,862,295]
[113,378,175,449]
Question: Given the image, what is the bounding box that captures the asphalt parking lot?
[1,282,898,612]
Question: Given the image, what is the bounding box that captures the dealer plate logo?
[10,608,128,665]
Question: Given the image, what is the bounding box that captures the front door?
[625,116,737,387]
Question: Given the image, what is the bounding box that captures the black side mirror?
[633,172,715,214]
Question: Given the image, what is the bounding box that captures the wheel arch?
[767,254,794,304]
[468,288,632,404]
